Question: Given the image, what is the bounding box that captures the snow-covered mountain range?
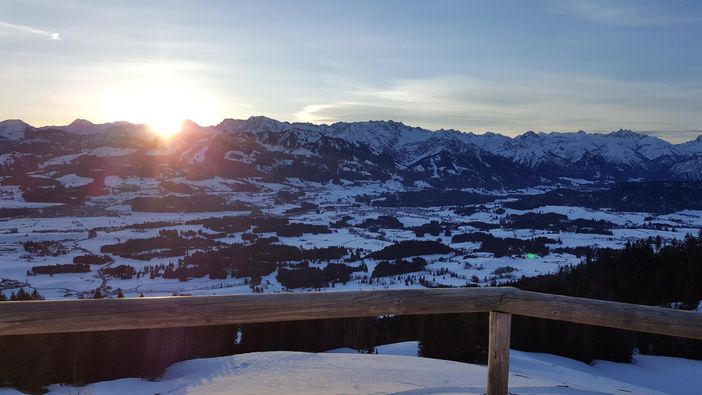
[2,116,701,189]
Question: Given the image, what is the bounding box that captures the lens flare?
[99,80,222,139]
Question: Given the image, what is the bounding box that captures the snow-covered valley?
[2,176,701,299]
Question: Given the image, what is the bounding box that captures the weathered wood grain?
[1,287,701,341]
[487,311,511,395]
[0,288,506,336]
[499,289,702,340]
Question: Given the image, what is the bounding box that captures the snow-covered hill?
[680,135,702,154]
[0,120,31,142]
[22,345,702,395]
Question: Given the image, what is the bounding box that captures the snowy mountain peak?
[519,130,542,139]
[182,119,201,128]
[0,119,32,129]
[244,115,291,130]
[218,116,294,135]
[608,129,644,139]
[0,119,32,141]
[69,118,95,127]
[678,134,702,155]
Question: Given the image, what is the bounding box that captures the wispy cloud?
[547,0,699,27]
[638,130,702,144]
[294,74,702,136]
[0,21,61,40]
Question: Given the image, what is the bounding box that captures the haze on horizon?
[1,0,701,142]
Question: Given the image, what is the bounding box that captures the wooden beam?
[1,287,701,341]
[0,288,506,336]
[499,289,702,340]
[486,311,511,395]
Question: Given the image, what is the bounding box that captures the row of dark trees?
[126,194,250,212]
[502,212,614,235]
[22,241,68,257]
[0,288,44,301]
[73,254,112,265]
[277,262,367,289]
[31,263,90,275]
[367,240,453,259]
[452,232,557,257]
[100,229,217,260]
[372,257,427,278]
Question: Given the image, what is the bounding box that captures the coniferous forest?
[420,232,702,364]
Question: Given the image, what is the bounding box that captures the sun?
[98,81,223,139]
[100,87,186,139]
[144,107,186,139]
[148,119,183,139]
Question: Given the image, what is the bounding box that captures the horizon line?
[2,116,701,144]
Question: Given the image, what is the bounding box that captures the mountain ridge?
[7,115,702,143]
[2,116,702,187]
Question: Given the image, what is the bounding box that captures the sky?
[0,0,701,141]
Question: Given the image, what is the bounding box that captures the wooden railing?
[1,287,701,394]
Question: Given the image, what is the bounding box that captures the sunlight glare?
[99,81,222,139]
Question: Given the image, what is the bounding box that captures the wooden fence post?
[487,310,511,395]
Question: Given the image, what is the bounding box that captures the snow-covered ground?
[5,342,697,394]
[1,180,701,299]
